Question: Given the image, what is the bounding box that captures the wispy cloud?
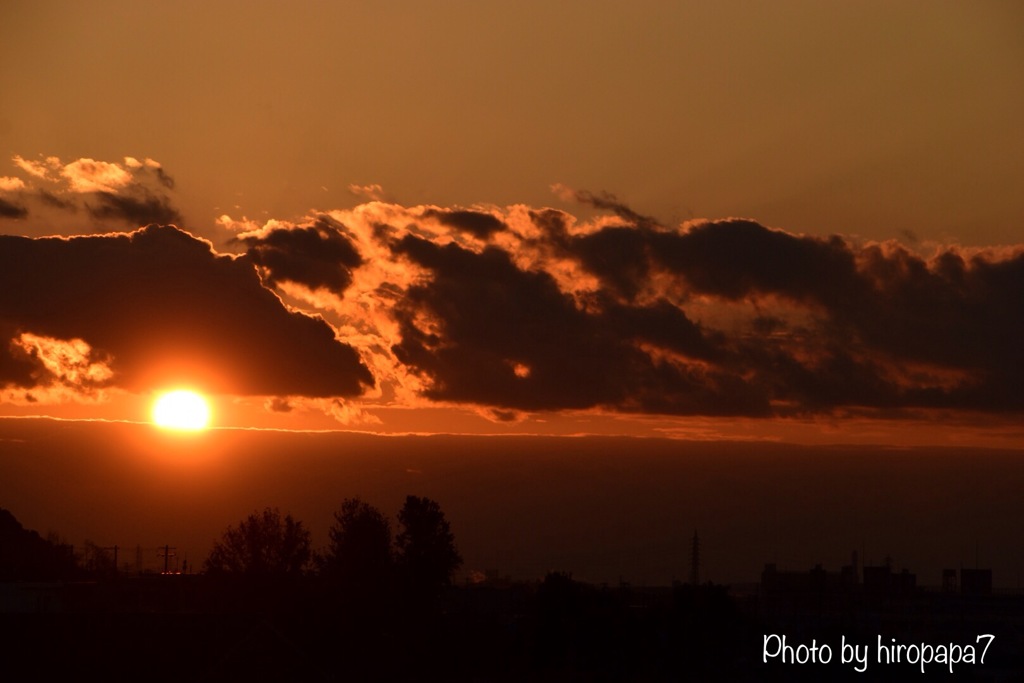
[0,197,28,219]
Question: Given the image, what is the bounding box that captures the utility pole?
[158,545,177,574]
[690,530,700,585]
[101,545,119,575]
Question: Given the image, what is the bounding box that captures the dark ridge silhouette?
[0,508,78,581]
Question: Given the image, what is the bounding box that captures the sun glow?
[152,390,211,431]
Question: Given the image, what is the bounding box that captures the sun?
[152,390,211,431]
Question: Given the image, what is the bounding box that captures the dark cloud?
[87,190,182,227]
[649,220,861,306]
[152,166,175,190]
[38,190,76,211]
[391,235,618,411]
[569,226,652,300]
[528,208,570,241]
[389,235,761,415]
[374,199,1023,417]
[564,188,658,229]
[2,155,183,232]
[848,245,1024,411]
[6,174,1021,419]
[234,215,362,292]
[588,219,1024,413]
[0,197,28,219]
[0,225,373,397]
[692,225,1019,411]
[266,397,294,413]
[0,323,37,387]
[603,298,720,362]
[421,208,506,239]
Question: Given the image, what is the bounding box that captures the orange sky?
[3,420,1023,586]
[0,2,1022,445]
[2,4,1023,595]
[2,2,1022,244]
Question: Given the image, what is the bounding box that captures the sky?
[1,0,1022,585]
[3,421,1023,587]
[2,1,1023,443]
[1,1,1022,441]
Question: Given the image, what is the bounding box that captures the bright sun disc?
[152,390,211,430]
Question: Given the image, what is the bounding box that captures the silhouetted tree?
[203,507,312,578]
[395,495,461,599]
[322,497,393,594]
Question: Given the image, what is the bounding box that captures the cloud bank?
[3,154,1020,421]
[0,225,373,402]
[231,194,1023,419]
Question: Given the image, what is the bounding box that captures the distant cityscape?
[4,509,1024,679]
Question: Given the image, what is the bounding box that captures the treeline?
[201,495,461,613]
[1,503,772,680]
[1,495,461,597]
